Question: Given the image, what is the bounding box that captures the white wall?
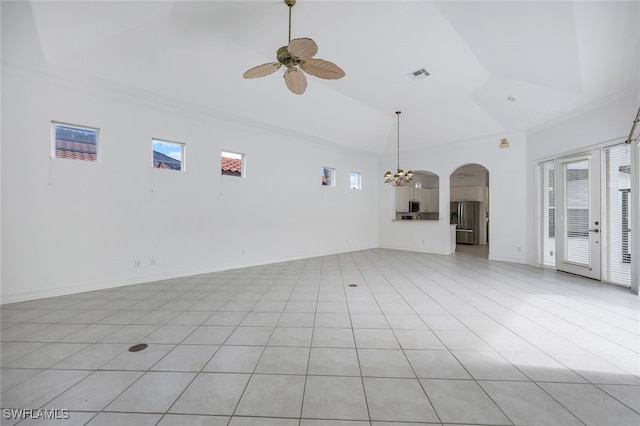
[1,70,379,303]
[379,132,528,263]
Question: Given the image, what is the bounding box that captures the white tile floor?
[1,248,639,425]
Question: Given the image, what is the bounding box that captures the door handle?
[589,229,599,233]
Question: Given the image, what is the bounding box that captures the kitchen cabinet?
[451,187,466,202]
[451,186,484,202]
[418,189,428,211]
[396,187,408,212]
[396,187,439,212]
[429,190,439,212]
[396,186,422,212]
[468,186,484,202]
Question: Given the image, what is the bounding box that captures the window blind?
[564,160,590,265]
[604,144,631,286]
[537,160,555,267]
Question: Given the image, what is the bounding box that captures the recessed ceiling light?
[507,96,518,102]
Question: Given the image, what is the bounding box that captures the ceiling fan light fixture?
[242,0,345,95]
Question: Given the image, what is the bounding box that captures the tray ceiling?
[3,1,639,155]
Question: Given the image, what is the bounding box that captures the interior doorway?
[450,164,489,257]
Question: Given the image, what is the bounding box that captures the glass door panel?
[556,151,601,280]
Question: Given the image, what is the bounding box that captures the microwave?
[409,201,420,212]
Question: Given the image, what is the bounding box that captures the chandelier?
[384,111,414,186]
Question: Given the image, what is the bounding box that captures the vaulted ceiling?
[3,1,640,156]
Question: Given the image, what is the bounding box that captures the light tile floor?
[1,248,639,425]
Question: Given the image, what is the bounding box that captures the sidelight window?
[603,143,631,286]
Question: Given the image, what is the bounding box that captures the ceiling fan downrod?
[286,0,296,43]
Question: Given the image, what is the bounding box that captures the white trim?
[1,245,379,305]
[632,139,639,294]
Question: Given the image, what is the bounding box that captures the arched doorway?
[450,164,489,258]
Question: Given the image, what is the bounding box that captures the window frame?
[321,167,336,187]
[221,150,246,178]
[152,138,185,171]
[51,121,100,162]
[350,171,362,190]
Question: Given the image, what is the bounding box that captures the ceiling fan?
[242,0,345,95]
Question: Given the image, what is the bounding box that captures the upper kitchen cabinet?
[451,186,484,202]
[429,189,439,212]
[395,187,440,212]
[394,170,440,214]
[395,186,411,212]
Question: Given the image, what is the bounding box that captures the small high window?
[153,139,184,171]
[350,172,362,189]
[52,122,99,161]
[321,167,335,187]
[221,151,245,177]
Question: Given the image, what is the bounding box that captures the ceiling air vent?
[408,68,430,80]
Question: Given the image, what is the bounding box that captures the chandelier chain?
[396,111,400,171]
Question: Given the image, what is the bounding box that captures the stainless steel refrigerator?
[450,201,481,245]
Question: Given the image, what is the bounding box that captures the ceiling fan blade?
[243,62,282,79]
[300,58,345,80]
[283,68,307,95]
[288,38,318,59]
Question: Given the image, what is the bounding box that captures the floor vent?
[129,343,148,352]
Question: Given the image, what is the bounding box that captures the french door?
[538,144,632,287]
[555,150,601,280]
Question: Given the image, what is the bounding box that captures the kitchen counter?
[394,212,440,221]
[380,220,457,255]
[391,219,438,223]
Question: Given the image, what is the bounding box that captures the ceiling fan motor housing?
[277,46,299,68]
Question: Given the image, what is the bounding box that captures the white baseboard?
[1,244,378,305]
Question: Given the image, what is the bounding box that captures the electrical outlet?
[134,260,141,268]
[150,258,156,266]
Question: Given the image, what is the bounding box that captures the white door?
[556,151,601,280]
